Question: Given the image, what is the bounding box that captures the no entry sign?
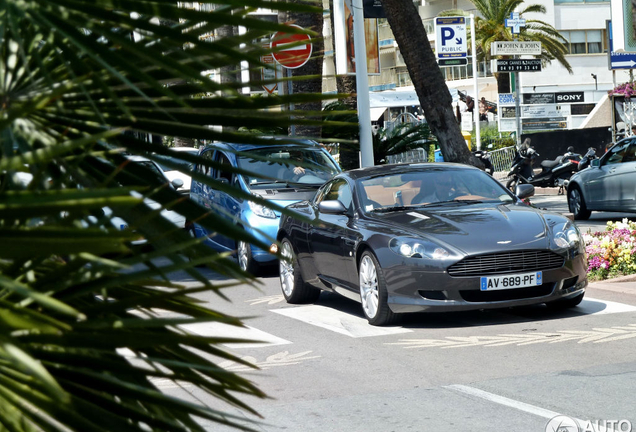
[271,25,312,69]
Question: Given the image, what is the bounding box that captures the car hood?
[251,187,318,216]
[371,203,564,256]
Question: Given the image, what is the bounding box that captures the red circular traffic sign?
[271,25,313,69]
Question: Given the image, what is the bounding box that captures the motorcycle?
[577,147,598,171]
[472,149,494,175]
[506,146,581,195]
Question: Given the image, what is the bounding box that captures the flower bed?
[584,219,636,281]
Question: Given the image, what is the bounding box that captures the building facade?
[323,0,633,129]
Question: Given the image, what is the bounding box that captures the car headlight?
[552,222,583,254]
[248,200,277,219]
[389,238,450,259]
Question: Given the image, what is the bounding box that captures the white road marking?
[578,297,636,315]
[180,322,292,349]
[388,324,636,349]
[271,305,413,337]
[218,350,321,372]
[445,385,587,424]
[446,384,564,419]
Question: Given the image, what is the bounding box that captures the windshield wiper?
[370,205,420,213]
[415,200,485,208]
[249,179,322,188]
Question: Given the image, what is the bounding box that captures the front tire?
[359,251,398,326]
[568,185,591,220]
[237,240,260,275]
[506,177,518,193]
[279,238,320,304]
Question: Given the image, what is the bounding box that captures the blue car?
[190,141,341,274]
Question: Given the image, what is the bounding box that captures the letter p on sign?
[441,28,455,45]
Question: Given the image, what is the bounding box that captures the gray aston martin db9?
[277,163,588,326]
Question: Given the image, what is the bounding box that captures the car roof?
[203,139,321,153]
[340,162,479,180]
[168,147,199,152]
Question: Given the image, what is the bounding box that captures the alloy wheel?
[238,240,249,272]
[359,255,379,319]
[280,241,295,298]
[569,189,581,214]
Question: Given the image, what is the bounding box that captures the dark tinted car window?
[237,146,339,187]
[357,169,512,210]
[215,152,233,183]
[606,141,631,165]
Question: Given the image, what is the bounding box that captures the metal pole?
[612,70,617,141]
[352,0,374,167]
[513,31,521,146]
[514,71,521,146]
[471,14,480,151]
[287,68,295,136]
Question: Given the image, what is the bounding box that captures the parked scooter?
[472,149,494,175]
[506,145,581,195]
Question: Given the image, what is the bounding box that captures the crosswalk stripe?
[580,297,636,315]
[271,305,413,337]
[180,322,292,348]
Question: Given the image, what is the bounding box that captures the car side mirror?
[591,159,600,168]
[515,183,535,200]
[171,178,184,189]
[319,200,348,215]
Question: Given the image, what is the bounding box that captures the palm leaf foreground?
[0,0,335,430]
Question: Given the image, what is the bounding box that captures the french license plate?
[480,271,542,291]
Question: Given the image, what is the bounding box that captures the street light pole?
[352,0,374,167]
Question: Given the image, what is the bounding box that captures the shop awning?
[370,107,387,120]
[369,88,459,108]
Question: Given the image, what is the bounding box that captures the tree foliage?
[0,0,331,430]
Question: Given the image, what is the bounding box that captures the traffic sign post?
[271,25,313,69]
[435,17,467,59]
[503,12,527,146]
[260,41,278,94]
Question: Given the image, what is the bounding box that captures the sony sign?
[555,92,584,103]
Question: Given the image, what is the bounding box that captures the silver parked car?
[567,138,636,220]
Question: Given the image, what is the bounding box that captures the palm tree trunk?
[377,0,476,164]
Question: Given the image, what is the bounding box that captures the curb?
[534,187,562,196]
[592,273,636,284]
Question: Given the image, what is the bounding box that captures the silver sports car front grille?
[447,250,565,277]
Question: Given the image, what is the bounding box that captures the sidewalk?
[589,273,636,294]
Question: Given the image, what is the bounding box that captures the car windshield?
[357,168,514,213]
[154,150,199,172]
[237,146,340,187]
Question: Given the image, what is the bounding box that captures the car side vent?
[448,250,565,277]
